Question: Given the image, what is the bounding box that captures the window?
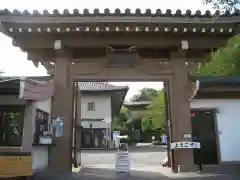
[34,109,49,143]
[0,106,24,147]
[87,102,95,111]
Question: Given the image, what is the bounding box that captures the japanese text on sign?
[171,141,201,149]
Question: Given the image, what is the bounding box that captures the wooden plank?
[0,155,32,178]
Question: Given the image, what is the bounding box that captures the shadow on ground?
[76,167,240,180]
[78,167,170,180]
[32,166,240,180]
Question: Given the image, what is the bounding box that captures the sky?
[0,0,213,100]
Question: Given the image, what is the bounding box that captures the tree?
[131,88,159,102]
[202,0,240,11]
[194,35,240,76]
[141,90,165,132]
[112,107,129,131]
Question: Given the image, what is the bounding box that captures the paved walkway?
[74,164,240,180]
[33,146,240,180]
[33,165,240,180]
[74,147,240,180]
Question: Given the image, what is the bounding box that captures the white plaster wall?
[80,94,111,120]
[35,98,52,114]
[78,94,112,139]
[191,99,240,162]
[32,146,49,170]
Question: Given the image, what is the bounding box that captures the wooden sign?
[0,155,32,178]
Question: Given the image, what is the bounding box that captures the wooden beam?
[70,71,172,81]
[15,34,229,50]
[43,59,175,77]
[29,51,206,62]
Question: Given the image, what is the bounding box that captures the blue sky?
[0,0,213,99]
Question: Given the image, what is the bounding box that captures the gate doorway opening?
[72,80,171,168]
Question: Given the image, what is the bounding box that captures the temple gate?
[0,8,239,173]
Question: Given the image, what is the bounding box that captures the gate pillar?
[169,51,196,172]
[48,50,74,173]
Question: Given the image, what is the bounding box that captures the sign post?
[171,141,202,172]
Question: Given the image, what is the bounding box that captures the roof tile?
[0,8,239,17]
[78,82,128,91]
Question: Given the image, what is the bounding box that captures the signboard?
[0,155,32,178]
[161,135,167,144]
[113,131,121,148]
[52,117,64,137]
[171,141,201,149]
[113,131,120,140]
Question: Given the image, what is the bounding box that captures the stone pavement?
[33,166,240,180]
[79,145,167,166]
[73,146,240,180]
[74,163,240,180]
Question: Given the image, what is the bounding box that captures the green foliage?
[141,90,165,132]
[139,88,159,99]
[195,35,240,76]
[131,88,159,101]
[112,107,129,131]
[202,0,240,11]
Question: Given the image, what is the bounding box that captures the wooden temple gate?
[0,8,239,173]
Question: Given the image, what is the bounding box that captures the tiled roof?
[0,8,239,17]
[78,82,128,91]
[190,76,240,83]
[124,101,152,106]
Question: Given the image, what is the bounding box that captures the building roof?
[0,8,239,18]
[0,76,128,92]
[190,76,240,89]
[0,8,238,66]
[0,76,53,100]
[78,82,128,92]
[190,76,240,99]
[123,101,151,111]
[190,76,240,83]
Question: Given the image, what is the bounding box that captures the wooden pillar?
[169,51,196,172]
[48,50,73,173]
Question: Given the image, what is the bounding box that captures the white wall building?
[189,76,240,165]
[191,99,240,163]
[76,82,128,149]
